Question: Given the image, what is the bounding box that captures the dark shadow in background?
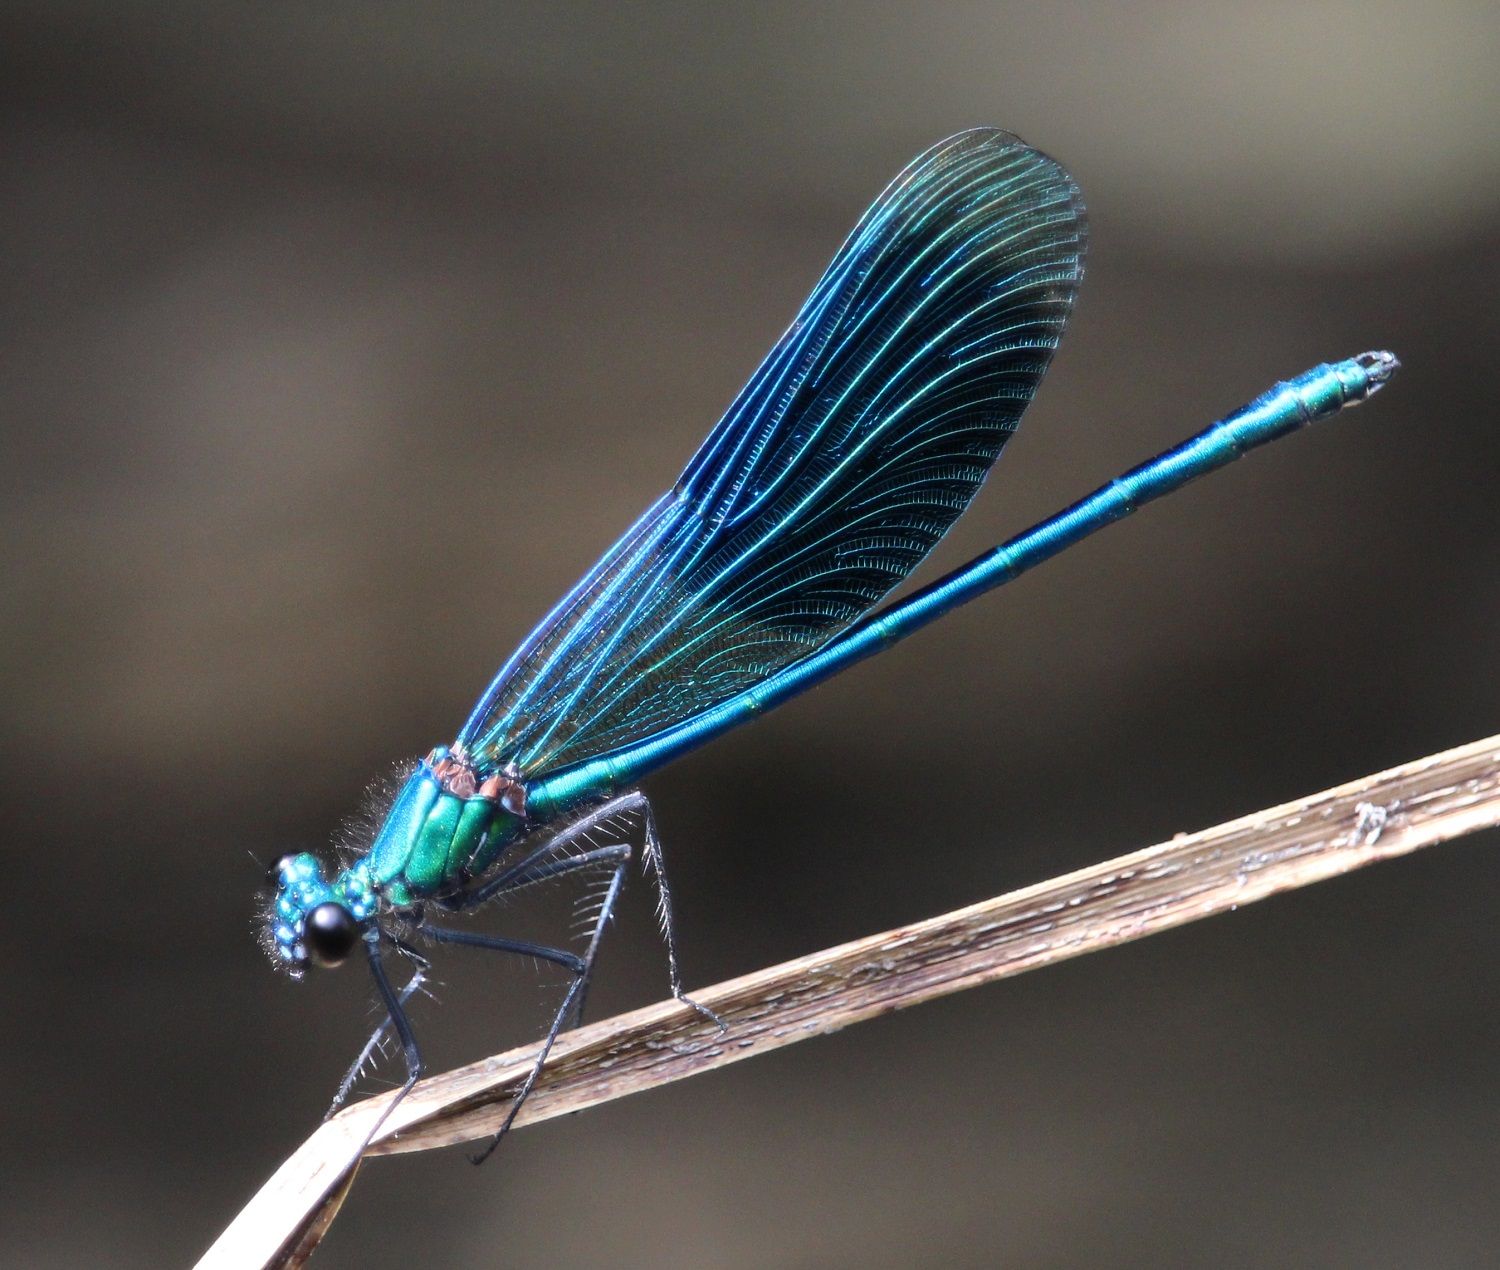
[2,4,1496,1267]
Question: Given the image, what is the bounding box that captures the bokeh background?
[3,3,1497,1266]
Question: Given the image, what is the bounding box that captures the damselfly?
[263,129,1396,1156]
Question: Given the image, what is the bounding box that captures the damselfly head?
[263,852,376,977]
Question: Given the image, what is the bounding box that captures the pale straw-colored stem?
[198,732,1500,1269]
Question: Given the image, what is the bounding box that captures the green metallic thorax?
[362,747,527,907]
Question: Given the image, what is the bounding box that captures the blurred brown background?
[3,3,1497,1266]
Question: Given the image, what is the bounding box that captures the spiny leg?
[332,928,428,1169]
[326,934,430,1120]
[442,840,631,1031]
[365,929,424,1095]
[467,789,723,1029]
[617,789,725,1030]
[447,839,632,1029]
[445,801,644,911]
[422,844,630,1163]
[422,926,585,975]
[482,841,632,903]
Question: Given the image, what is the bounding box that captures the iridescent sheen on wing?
[457,130,1086,777]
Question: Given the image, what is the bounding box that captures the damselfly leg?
[357,930,426,1125]
[422,836,632,1163]
[444,791,725,1030]
[630,791,727,1031]
[327,936,430,1119]
[331,791,724,1156]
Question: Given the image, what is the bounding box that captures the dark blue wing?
[458,129,1086,776]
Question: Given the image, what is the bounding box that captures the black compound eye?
[305,902,359,968]
[266,853,299,889]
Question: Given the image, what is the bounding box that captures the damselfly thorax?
[365,748,529,906]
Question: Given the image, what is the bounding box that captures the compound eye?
[305,902,359,968]
[266,853,299,889]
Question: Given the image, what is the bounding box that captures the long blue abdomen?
[526,351,1398,819]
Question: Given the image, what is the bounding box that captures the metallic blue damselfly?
[263,129,1396,1156]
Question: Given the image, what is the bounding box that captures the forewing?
[459,129,1085,775]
